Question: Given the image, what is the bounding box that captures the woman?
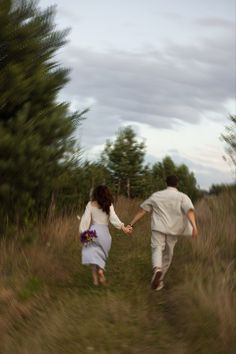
[79,185,132,285]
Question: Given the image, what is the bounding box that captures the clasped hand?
[121,224,133,235]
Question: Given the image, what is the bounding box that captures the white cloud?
[40,0,235,188]
[61,25,234,145]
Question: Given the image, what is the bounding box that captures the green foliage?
[54,161,111,210]
[102,126,146,197]
[221,115,236,175]
[176,164,199,200]
[209,183,236,195]
[0,0,203,227]
[151,156,200,201]
[152,156,176,190]
[0,0,84,227]
[101,127,200,200]
[18,276,43,301]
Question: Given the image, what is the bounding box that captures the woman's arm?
[79,202,92,233]
[109,204,124,229]
[109,205,132,234]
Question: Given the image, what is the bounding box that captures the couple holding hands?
[79,176,197,291]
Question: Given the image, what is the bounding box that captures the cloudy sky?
[40,0,236,189]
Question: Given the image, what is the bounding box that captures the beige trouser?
[151,230,178,280]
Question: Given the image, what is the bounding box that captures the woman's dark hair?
[166,175,179,187]
[91,185,114,215]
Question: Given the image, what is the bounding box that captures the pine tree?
[102,127,145,198]
[152,156,176,190]
[151,156,199,200]
[221,115,236,176]
[0,0,84,226]
[176,164,198,200]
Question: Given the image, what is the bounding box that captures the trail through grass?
[0,194,235,353]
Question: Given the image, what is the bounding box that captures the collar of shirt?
[166,187,178,190]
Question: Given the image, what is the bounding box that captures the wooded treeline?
[0,0,235,232]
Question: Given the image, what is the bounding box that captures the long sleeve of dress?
[79,202,92,233]
[109,204,124,229]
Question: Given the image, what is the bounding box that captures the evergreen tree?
[176,164,199,200]
[49,161,110,211]
[0,0,84,226]
[152,156,176,190]
[102,126,145,197]
[151,156,199,200]
[221,115,236,176]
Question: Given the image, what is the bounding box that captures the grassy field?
[0,193,235,354]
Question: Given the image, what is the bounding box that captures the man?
[129,175,198,291]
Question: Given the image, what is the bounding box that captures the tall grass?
[0,193,235,353]
[167,192,236,354]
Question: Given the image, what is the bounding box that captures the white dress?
[79,202,124,269]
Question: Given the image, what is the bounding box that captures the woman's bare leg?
[91,264,98,285]
[97,267,106,285]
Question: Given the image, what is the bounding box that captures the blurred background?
[0,1,235,353]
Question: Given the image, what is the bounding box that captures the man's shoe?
[151,268,162,289]
[155,280,164,291]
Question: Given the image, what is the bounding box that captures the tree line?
[0,0,235,231]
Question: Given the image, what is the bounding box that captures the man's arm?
[129,208,147,227]
[187,209,198,237]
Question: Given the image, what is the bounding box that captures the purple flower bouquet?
[80,229,97,246]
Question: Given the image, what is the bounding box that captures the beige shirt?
[140,187,194,235]
[79,202,124,233]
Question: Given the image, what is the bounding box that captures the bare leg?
[97,267,106,285]
[91,264,98,285]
